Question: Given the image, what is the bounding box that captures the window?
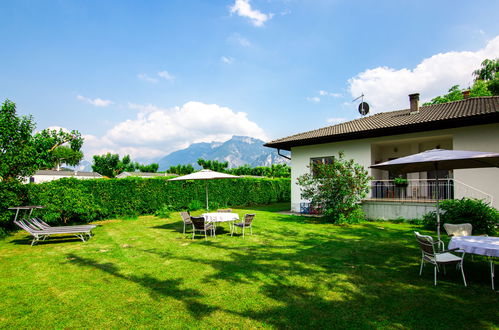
[310,156,334,176]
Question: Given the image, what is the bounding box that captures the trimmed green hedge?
[22,177,290,224]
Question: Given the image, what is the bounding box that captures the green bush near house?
[20,176,290,226]
[421,198,498,235]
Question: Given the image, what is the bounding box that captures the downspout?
[278,149,291,160]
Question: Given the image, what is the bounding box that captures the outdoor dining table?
[448,236,499,290]
[202,212,239,237]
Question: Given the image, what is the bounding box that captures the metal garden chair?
[414,231,467,286]
[232,213,255,237]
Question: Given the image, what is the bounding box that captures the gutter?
[278,149,291,160]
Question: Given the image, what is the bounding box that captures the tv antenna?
[352,93,370,116]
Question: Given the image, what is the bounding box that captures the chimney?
[409,93,420,114]
[462,90,470,99]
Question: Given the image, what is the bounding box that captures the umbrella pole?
[435,163,441,243]
[205,182,209,211]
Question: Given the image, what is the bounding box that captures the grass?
[0,203,497,329]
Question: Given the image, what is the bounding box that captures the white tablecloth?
[448,236,499,257]
[202,213,239,223]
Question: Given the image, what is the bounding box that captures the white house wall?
[290,123,499,213]
[453,124,499,208]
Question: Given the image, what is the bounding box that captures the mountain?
[157,136,290,170]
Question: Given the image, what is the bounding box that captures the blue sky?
[1,0,498,162]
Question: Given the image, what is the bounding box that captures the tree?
[425,58,499,105]
[33,128,84,170]
[296,152,371,223]
[473,58,499,81]
[92,153,121,178]
[0,100,83,182]
[91,153,160,177]
[197,158,229,172]
[138,163,159,173]
[167,164,195,175]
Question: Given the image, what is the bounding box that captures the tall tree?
[473,58,499,81]
[0,100,83,182]
[92,153,121,178]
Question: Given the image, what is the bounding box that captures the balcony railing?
[368,179,492,204]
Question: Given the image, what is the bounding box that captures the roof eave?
[264,112,499,151]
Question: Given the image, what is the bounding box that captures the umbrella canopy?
[370,149,499,173]
[370,149,499,241]
[169,170,239,210]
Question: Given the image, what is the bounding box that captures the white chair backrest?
[414,231,436,258]
[443,223,472,237]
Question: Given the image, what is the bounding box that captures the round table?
[448,236,499,290]
[202,213,239,236]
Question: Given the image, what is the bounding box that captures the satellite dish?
[358,102,370,116]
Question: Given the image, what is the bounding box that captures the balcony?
[367,179,492,204]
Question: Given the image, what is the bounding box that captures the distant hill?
[157,136,290,170]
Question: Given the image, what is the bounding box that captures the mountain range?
[157,136,290,171]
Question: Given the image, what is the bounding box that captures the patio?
[0,203,497,328]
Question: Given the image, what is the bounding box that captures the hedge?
[15,176,290,225]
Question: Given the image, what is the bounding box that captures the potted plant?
[394,177,409,187]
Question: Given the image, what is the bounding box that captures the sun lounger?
[29,217,96,231]
[14,219,94,246]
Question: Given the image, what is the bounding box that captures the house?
[116,172,176,178]
[264,94,499,219]
[28,170,103,183]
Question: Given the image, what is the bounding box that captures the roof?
[264,96,499,151]
[116,172,175,178]
[34,170,103,178]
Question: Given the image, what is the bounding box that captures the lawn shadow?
[10,236,85,246]
[65,253,217,319]
[143,221,499,328]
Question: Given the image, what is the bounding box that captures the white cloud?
[76,95,113,107]
[138,70,175,83]
[221,56,234,64]
[158,70,174,81]
[230,0,273,27]
[306,96,320,103]
[318,90,342,98]
[348,36,499,113]
[137,73,158,83]
[326,117,347,125]
[228,33,251,47]
[82,101,268,161]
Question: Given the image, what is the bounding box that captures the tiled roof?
[34,170,103,177]
[116,172,175,178]
[265,96,499,150]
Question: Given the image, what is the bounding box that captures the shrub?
[14,176,290,227]
[296,151,371,224]
[0,181,28,229]
[155,204,174,219]
[421,198,498,235]
[188,200,204,212]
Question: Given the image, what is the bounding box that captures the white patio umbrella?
[370,149,499,241]
[169,169,239,210]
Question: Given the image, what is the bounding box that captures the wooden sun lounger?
[14,219,94,246]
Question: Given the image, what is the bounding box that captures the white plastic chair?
[414,231,467,286]
[443,223,473,237]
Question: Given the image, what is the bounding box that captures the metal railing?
[368,179,492,203]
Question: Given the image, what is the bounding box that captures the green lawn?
[0,203,497,329]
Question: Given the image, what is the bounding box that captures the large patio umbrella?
[370,149,499,241]
[169,169,239,210]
